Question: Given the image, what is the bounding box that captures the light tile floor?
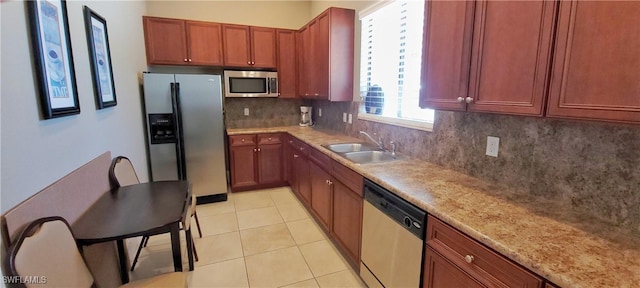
[128,187,365,288]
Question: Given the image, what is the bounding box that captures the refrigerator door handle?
[171,82,188,180]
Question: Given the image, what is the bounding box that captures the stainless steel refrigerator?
[142,73,228,202]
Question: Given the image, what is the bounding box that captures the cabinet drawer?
[230,134,256,146]
[331,161,363,197]
[309,148,331,171]
[258,133,281,145]
[426,215,543,288]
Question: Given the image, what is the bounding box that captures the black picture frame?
[83,6,117,109]
[27,0,80,119]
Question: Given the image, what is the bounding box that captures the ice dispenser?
[148,114,177,144]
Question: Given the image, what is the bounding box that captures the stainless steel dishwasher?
[360,179,426,288]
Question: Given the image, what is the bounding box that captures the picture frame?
[83,6,117,109]
[27,0,80,119]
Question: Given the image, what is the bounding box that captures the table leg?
[170,223,183,272]
[116,239,130,284]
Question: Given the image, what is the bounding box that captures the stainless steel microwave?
[223,70,278,97]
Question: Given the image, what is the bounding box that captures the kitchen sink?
[343,151,398,164]
[324,143,376,153]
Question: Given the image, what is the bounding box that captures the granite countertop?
[227,126,640,288]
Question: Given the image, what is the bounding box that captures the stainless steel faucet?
[359,131,384,151]
[390,141,396,157]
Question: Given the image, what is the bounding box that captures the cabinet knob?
[253,148,257,152]
[293,154,299,158]
[268,137,272,141]
[258,148,261,152]
[314,93,319,96]
[188,59,192,62]
[464,255,474,264]
[457,97,464,103]
[300,147,305,151]
[289,140,293,144]
[241,138,245,142]
[465,97,474,104]
[325,180,329,184]
[184,59,188,62]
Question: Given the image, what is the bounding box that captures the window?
[359,0,434,130]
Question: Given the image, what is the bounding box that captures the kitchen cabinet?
[287,137,311,205]
[331,178,362,269]
[143,17,223,66]
[297,7,354,101]
[547,1,640,124]
[419,1,557,116]
[229,134,284,191]
[309,161,332,230]
[276,29,297,98]
[223,24,277,68]
[423,215,543,288]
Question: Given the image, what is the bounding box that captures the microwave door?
[269,78,278,96]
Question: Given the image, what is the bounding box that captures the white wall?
[1,0,149,212]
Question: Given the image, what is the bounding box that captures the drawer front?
[426,215,543,288]
[331,161,363,197]
[230,134,256,146]
[310,148,331,171]
[258,133,282,145]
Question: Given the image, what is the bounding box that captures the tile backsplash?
[312,100,640,234]
[225,98,306,128]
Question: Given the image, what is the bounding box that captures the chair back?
[3,216,94,288]
[109,156,140,188]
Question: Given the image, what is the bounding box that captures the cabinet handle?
[465,97,474,104]
[258,148,261,152]
[188,59,192,62]
[328,180,333,185]
[300,147,305,151]
[464,255,474,264]
[457,97,464,103]
[293,154,299,158]
[253,148,257,152]
[289,140,293,144]
[184,59,188,62]
[241,138,245,142]
[314,93,319,96]
[268,137,272,141]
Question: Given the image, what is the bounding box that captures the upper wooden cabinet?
[420,1,557,116]
[143,17,223,66]
[276,29,297,98]
[223,24,277,68]
[298,8,354,101]
[547,1,640,124]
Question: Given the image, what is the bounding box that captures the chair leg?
[192,236,199,262]
[185,229,194,271]
[194,210,203,238]
[142,235,150,248]
[130,236,147,271]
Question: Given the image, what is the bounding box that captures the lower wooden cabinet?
[309,161,332,230]
[424,215,543,288]
[331,179,362,268]
[229,133,284,191]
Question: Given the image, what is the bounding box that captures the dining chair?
[109,156,201,271]
[2,216,186,288]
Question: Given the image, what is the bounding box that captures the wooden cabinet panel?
[424,247,486,288]
[426,215,543,288]
[419,1,475,110]
[467,1,556,116]
[186,21,224,66]
[297,26,311,97]
[547,1,640,123]
[331,180,362,267]
[310,162,332,230]
[257,143,283,185]
[331,161,363,196]
[277,29,297,98]
[223,24,252,67]
[257,133,281,145]
[251,27,277,68]
[229,134,256,146]
[143,17,188,65]
[230,145,258,189]
[296,153,311,206]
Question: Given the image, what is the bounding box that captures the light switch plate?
[319,108,322,117]
[348,113,353,124]
[486,136,499,157]
[244,108,250,116]
[343,112,347,123]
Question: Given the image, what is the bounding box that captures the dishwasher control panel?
[363,179,426,239]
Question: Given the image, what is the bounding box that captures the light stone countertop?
[227,126,640,288]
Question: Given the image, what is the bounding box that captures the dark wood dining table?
[71,181,191,284]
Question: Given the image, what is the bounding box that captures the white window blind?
[359,0,434,125]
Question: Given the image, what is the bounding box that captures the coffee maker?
[299,106,313,127]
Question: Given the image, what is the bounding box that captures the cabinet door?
[251,27,277,68]
[297,26,311,97]
[309,162,332,230]
[423,247,486,288]
[325,8,354,102]
[258,143,283,185]
[547,1,640,124]
[277,29,297,98]
[223,24,252,67]
[295,154,311,206]
[230,145,258,189]
[186,21,224,66]
[419,1,475,110]
[467,1,556,116]
[310,14,329,99]
[143,17,188,65]
[331,180,362,266]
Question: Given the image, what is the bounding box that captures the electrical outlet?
[486,136,500,157]
[348,113,353,124]
[319,108,322,117]
[343,112,347,123]
[244,107,250,116]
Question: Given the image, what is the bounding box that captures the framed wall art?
[27,0,80,119]
[84,6,117,109]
